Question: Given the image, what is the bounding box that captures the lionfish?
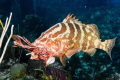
[12,14,116,66]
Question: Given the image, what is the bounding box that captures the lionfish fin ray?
[12,35,32,48]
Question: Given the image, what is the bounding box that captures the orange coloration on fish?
[12,14,116,66]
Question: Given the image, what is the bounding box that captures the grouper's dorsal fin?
[63,14,100,38]
[62,14,82,24]
[85,24,100,38]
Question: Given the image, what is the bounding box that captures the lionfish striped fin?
[22,37,31,46]
[62,14,81,24]
[12,35,33,48]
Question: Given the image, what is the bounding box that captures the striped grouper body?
[12,14,116,66]
[44,23,99,50]
[38,23,100,56]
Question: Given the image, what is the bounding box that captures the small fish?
[12,14,116,66]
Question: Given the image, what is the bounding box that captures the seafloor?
[0,0,120,80]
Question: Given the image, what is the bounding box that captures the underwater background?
[0,0,120,80]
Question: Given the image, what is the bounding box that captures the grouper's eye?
[41,53,45,55]
[41,53,48,56]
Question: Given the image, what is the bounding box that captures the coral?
[10,63,27,79]
[45,67,72,80]
[36,67,72,80]
[0,12,14,64]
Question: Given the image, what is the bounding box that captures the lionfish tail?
[12,35,32,49]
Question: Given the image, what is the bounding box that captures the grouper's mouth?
[27,52,55,66]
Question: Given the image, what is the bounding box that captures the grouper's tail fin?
[100,37,117,59]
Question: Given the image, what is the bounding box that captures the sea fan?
[40,67,72,80]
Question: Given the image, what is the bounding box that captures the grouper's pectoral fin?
[60,55,66,66]
[65,48,80,58]
[84,48,96,56]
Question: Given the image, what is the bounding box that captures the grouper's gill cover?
[12,14,116,66]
